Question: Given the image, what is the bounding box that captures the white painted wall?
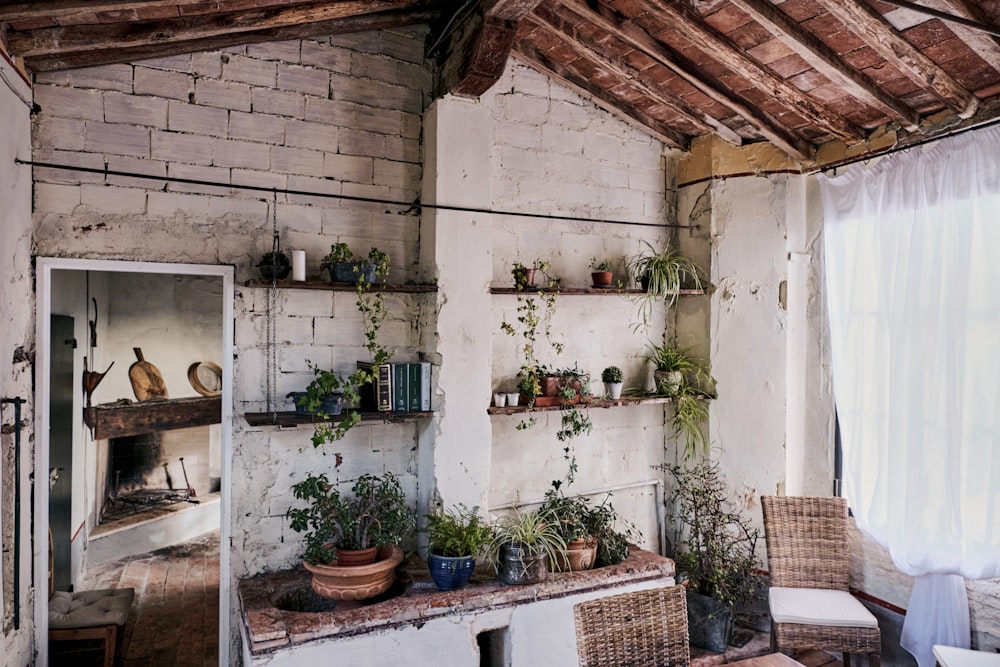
[0,52,34,666]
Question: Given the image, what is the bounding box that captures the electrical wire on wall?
[15,159,698,231]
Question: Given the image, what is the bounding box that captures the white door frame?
[34,257,234,667]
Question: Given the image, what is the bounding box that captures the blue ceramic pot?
[328,261,377,284]
[287,392,344,416]
[427,554,476,591]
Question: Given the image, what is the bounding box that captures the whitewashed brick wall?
[30,29,431,579]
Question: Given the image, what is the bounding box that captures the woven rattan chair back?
[761,495,850,591]
[574,585,691,667]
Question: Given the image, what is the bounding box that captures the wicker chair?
[761,496,881,667]
[574,585,690,667]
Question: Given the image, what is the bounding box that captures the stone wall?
[0,51,35,665]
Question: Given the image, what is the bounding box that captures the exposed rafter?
[572,0,813,161]
[434,0,544,97]
[17,6,439,71]
[726,0,921,131]
[528,9,743,144]
[814,0,979,117]
[622,0,865,142]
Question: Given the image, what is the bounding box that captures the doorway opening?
[35,258,234,667]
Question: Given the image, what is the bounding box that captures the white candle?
[292,250,306,281]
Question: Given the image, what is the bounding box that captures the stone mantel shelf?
[239,546,675,655]
[243,410,433,427]
[84,396,222,440]
[487,395,675,415]
[245,279,436,293]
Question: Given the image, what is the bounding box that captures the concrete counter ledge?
[239,547,675,665]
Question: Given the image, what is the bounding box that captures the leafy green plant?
[486,507,566,571]
[301,246,392,446]
[589,257,611,272]
[659,460,759,609]
[627,240,703,330]
[646,341,715,458]
[601,366,623,383]
[323,242,354,264]
[425,504,493,558]
[287,472,416,564]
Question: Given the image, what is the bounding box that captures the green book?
[392,363,408,413]
[408,362,422,412]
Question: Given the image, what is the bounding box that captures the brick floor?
[77,531,219,667]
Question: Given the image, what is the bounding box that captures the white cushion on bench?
[49,588,135,629]
[769,587,878,628]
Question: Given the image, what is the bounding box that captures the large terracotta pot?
[303,545,403,600]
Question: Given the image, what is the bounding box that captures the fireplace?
[100,426,216,525]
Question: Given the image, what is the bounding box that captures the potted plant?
[287,471,416,600]
[539,484,597,572]
[487,507,566,585]
[647,341,715,458]
[626,240,703,330]
[601,365,623,399]
[659,459,760,653]
[321,243,388,285]
[424,504,493,591]
[258,250,291,281]
[589,257,613,288]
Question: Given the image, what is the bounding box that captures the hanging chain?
[266,191,279,420]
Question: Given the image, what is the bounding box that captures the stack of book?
[357,361,433,413]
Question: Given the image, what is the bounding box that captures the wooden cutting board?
[129,347,168,401]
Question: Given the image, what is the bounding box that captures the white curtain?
[819,125,1000,667]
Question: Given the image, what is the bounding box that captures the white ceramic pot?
[505,392,520,407]
[605,382,623,400]
[493,392,506,407]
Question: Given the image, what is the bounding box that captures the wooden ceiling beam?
[571,0,813,162]
[726,0,921,132]
[19,6,438,71]
[527,8,742,144]
[622,0,864,143]
[814,0,978,117]
[513,40,691,151]
[434,0,544,98]
[6,0,432,59]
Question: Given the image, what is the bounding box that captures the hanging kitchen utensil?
[128,347,168,401]
[82,358,114,407]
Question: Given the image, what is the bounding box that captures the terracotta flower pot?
[591,271,613,287]
[550,539,597,572]
[303,545,403,601]
[335,546,378,566]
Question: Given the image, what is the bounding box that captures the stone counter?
[240,547,675,665]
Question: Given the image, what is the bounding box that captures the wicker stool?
[49,588,134,667]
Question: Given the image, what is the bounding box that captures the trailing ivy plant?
[301,247,393,446]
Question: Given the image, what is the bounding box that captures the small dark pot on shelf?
[591,271,613,287]
[427,554,476,591]
[258,252,291,281]
[287,392,345,416]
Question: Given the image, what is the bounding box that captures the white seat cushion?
[769,587,879,628]
[49,588,135,629]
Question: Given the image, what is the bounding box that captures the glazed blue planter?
[427,554,476,591]
[328,261,376,284]
[287,392,344,417]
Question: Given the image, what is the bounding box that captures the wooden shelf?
[487,395,674,415]
[489,287,704,296]
[84,396,222,440]
[243,410,434,427]
[245,279,436,293]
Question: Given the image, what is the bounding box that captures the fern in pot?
[424,504,493,591]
